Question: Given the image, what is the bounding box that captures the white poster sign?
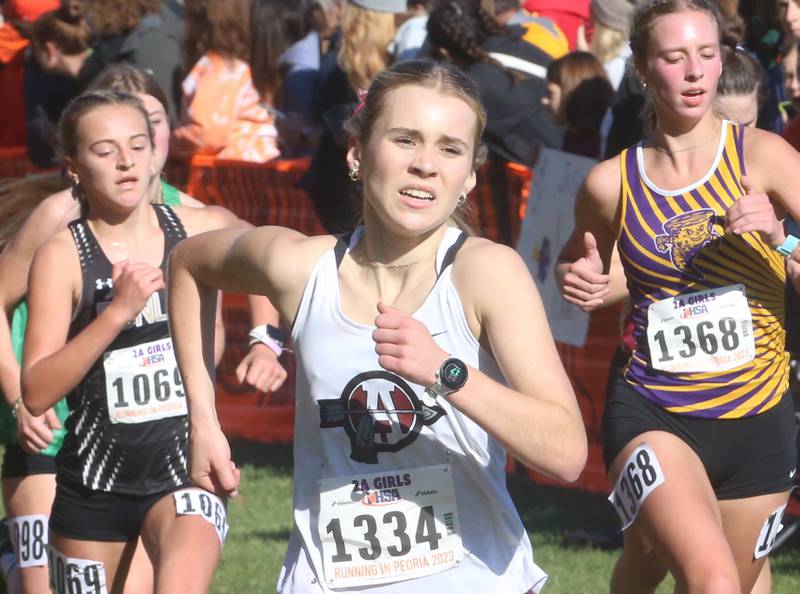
[516,148,596,347]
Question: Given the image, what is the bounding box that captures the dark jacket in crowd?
[467,26,564,165]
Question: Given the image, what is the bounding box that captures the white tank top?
[277,227,547,593]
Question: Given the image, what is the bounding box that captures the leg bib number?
[47,547,107,594]
[173,488,228,545]
[7,515,48,568]
[608,444,665,530]
[754,503,788,560]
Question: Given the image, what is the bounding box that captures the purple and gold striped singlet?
[618,120,788,419]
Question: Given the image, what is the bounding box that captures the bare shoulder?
[742,125,789,162]
[580,155,621,212]
[742,126,800,193]
[171,204,245,235]
[257,229,337,280]
[452,237,529,284]
[11,189,79,255]
[33,227,79,272]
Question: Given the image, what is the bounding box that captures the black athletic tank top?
[57,204,190,495]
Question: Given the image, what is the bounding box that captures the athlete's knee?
[611,548,667,593]
[682,563,740,594]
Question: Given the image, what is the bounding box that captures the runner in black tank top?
[57,204,190,495]
[20,91,267,594]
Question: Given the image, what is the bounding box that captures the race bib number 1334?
[318,464,462,588]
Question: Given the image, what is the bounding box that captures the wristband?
[10,397,23,419]
[248,324,285,356]
[776,234,800,257]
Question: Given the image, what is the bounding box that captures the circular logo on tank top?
[318,370,446,464]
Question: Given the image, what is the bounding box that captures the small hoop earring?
[348,164,360,182]
[458,192,466,206]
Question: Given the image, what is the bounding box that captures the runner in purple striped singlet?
[557,2,800,593]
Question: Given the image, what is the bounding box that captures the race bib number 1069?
[103,337,187,424]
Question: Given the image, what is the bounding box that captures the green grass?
[214,440,800,593]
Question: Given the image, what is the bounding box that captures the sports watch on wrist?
[425,357,469,399]
[775,234,800,257]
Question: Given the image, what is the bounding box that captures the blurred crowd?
[0,0,797,231]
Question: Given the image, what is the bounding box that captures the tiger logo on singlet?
[654,210,721,279]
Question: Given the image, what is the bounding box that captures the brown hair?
[547,51,614,136]
[337,4,397,92]
[250,0,306,105]
[344,59,488,167]
[717,47,764,100]
[30,9,91,55]
[184,0,252,67]
[87,0,160,37]
[88,63,170,115]
[59,90,154,160]
[0,174,70,252]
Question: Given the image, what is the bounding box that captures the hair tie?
[353,88,368,116]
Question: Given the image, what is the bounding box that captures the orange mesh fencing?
[214,293,296,443]
[0,146,40,180]
[208,157,325,234]
[472,161,528,245]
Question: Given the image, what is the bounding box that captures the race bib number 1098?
[318,464,462,588]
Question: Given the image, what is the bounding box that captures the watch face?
[441,358,468,390]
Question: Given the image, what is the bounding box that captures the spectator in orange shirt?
[171,0,280,163]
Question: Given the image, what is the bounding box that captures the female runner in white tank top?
[168,59,588,593]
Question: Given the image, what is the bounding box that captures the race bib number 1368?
[646,284,755,373]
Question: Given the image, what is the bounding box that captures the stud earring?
[458,192,466,206]
[348,163,360,182]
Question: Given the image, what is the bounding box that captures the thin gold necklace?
[647,122,720,155]
[351,247,438,269]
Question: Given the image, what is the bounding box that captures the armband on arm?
[247,324,285,356]
[775,235,800,257]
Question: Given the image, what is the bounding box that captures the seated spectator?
[543,50,613,159]
[427,0,564,165]
[172,0,280,162]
